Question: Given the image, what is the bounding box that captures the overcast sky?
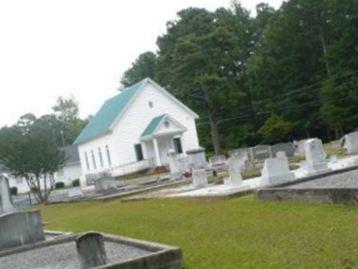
[0,0,283,127]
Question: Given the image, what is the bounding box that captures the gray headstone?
[94,177,118,194]
[192,169,208,188]
[186,147,208,169]
[261,157,295,185]
[208,155,227,170]
[343,131,358,154]
[0,176,14,214]
[76,233,107,269]
[0,210,45,251]
[303,138,331,174]
[271,142,295,157]
[251,145,271,160]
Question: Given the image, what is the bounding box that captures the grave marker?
[342,131,358,154]
[192,169,208,188]
[224,155,243,186]
[261,155,295,185]
[303,138,330,174]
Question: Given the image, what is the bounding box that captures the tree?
[121,0,357,149]
[121,52,158,87]
[155,6,254,154]
[0,115,64,203]
[258,114,293,144]
[320,78,358,138]
[52,96,88,145]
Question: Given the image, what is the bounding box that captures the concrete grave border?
[0,232,183,269]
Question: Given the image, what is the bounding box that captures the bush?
[258,114,293,144]
[55,181,65,189]
[72,179,80,187]
[10,187,18,196]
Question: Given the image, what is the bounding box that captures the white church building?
[74,78,200,186]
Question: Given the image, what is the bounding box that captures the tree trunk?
[35,175,45,203]
[209,114,221,155]
[319,26,332,78]
[334,127,339,139]
[305,129,310,138]
[326,127,331,142]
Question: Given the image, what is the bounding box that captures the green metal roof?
[141,114,166,138]
[74,79,147,144]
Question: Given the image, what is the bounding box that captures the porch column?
[153,138,162,166]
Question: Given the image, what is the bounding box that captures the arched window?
[91,150,97,170]
[98,147,104,168]
[84,152,90,171]
[106,145,112,166]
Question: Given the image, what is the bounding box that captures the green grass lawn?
[40,196,358,269]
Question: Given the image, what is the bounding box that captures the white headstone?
[224,156,243,187]
[230,150,251,172]
[0,175,14,214]
[303,138,330,174]
[276,151,287,160]
[261,157,295,185]
[343,131,358,154]
[167,149,181,179]
[192,169,208,188]
[294,139,310,157]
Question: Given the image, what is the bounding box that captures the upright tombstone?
[261,153,295,186]
[276,151,288,161]
[271,142,295,157]
[0,175,14,214]
[342,131,358,154]
[68,187,84,199]
[186,147,208,169]
[303,138,330,174]
[224,155,243,187]
[294,139,310,157]
[167,149,181,180]
[76,233,108,269]
[94,177,118,194]
[208,155,227,171]
[251,145,271,160]
[192,169,208,188]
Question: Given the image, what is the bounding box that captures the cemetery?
[2,134,358,268]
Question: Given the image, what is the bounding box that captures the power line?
[196,94,354,126]
[195,70,358,125]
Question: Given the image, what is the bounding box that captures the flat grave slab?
[257,165,358,205]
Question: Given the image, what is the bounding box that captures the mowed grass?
[40,196,358,269]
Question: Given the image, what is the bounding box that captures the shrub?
[258,114,293,144]
[55,181,65,189]
[72,179,80,187]
[10,187,18,196]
